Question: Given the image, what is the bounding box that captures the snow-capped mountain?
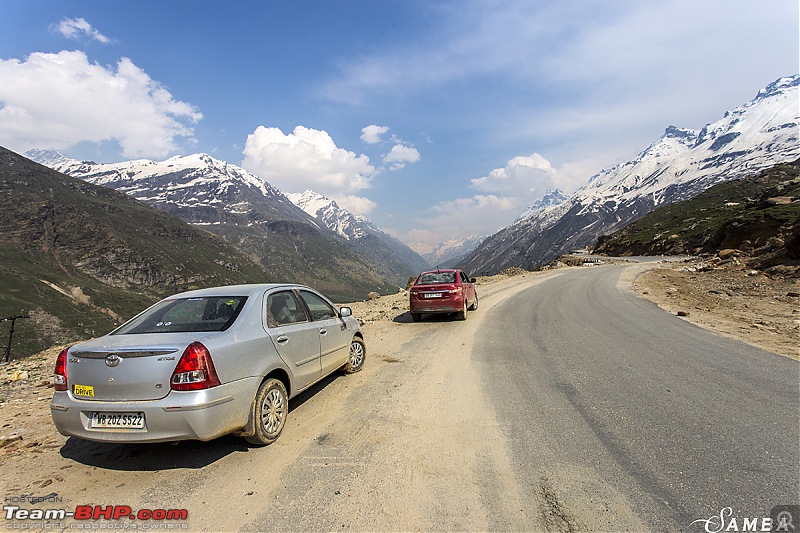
[24,148,73,168]
[24,150,399,298]
[516,189,569,221]
[422,236,486,268]
[288,189,431,278]
[27,150,310,225]
[459,75,800,274]
[287,190,381,241]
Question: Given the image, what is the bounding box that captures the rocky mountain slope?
[459,75,800,274]
[595,159,800,276]
[0,147,272,358]
[288,190,430,281]
[26,151,397,300]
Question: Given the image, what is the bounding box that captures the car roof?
[419,269,458,275]
[166,283,310,299]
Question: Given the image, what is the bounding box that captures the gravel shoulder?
[628,259,800,360]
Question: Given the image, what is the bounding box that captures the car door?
[298,289,350,377]
[264,290,321,392]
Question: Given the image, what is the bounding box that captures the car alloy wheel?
[344,337,366,373]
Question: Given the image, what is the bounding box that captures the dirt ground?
[0,271,568,532]
[3,261,796,464]
[0,262,795,530]
[629,259,800,360]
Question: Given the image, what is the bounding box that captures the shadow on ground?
[59,372,343,470]
[393,311,463,324]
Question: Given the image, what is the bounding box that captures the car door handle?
[276,335,289,344]
[319,329,327,336]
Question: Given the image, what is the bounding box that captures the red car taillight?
[170,342,221,391]
[54,347,69,391]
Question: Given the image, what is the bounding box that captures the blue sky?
[1,1,797,251]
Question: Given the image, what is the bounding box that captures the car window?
[266,291,308,328]
[112,296,247,334]
[417,272,456,285]
[460,272,471,284]
[299,290,337,321]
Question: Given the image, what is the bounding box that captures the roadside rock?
[717,249,740,260]
[0,435,22,448]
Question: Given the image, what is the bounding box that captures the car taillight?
[54,347,69,391]
[170,342,221,391]
[447,287,462,295]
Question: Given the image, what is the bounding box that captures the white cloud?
[470,152,578,208]
[336,195,378,216]
[397,194,516,250]
[383,143,421,170]
[471,153,556,193]
[241,125,376,197]
[0,50,202,158]
[53,17,113,44]
[361,125,389,144]
[398,152,578,249]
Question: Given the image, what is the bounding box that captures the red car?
[409,269,478,322]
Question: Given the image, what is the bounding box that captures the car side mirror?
[339,307,352,318]
[470,278,477,283]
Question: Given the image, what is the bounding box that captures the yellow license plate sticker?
[73,384,94,397]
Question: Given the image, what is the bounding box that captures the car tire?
[468,294,479,311]
[245,378,288,446]
[411,312,422,322]
[457,300,468,321]
[343,337,366,374]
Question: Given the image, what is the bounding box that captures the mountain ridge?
[0,146,273,357]
[458,74,800,274]
[288,189,431,280]
[594,159,800,275]
[26,150,398,299]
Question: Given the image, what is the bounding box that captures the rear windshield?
[416,272,456,285]
[112,296,247,335]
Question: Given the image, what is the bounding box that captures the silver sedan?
[50,284,365,445]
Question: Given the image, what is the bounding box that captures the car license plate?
[73,384,94,397]
[424,293,443,298]
[90,412,145,429]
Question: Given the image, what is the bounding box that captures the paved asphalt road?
[474,264,799,530]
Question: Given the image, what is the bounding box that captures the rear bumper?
[50,377,259,443]
[411,305,462,313]
[410,297,465,314]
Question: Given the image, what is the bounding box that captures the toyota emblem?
[105,354,121,367]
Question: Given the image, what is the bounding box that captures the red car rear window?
[417,272,456,285]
